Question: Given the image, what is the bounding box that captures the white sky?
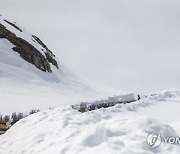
[0,0,180,94]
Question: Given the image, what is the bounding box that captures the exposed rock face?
[32,35,59,69]
[4,20,22,32]
[0,20,58,72]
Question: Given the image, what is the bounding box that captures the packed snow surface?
[1,89,180,154]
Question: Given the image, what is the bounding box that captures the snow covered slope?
[0,16,132,114]
[0,89,180,154]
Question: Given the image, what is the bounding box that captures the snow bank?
[0,108,179,154]
[89,93,135,104]
[1,89,180,154]
[111,88,180,112]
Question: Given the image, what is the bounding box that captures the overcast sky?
[1,0,180,94]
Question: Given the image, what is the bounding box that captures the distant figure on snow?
[137,94,141,100]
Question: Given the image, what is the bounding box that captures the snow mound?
[1,89,180,154]
[145,88,180,100]
[110,88,180,112]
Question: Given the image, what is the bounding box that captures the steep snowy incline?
[0,89,180,154]
[0,16,58,72]
[0,16,132,114]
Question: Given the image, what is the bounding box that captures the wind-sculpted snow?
[0,89,180,154]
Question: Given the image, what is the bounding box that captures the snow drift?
[0,89,180,154]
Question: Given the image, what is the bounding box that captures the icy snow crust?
[1,89,180,154]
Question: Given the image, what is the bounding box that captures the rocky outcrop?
[4,20,22,32]
[0,21,58,72]
[32,35,59,69]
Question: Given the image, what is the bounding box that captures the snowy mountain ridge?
[0,16,58,72]
[0,16,132,114]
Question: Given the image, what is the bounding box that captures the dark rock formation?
[32,35,59,68]
[4,20,22,32]
[0,22,59,72]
